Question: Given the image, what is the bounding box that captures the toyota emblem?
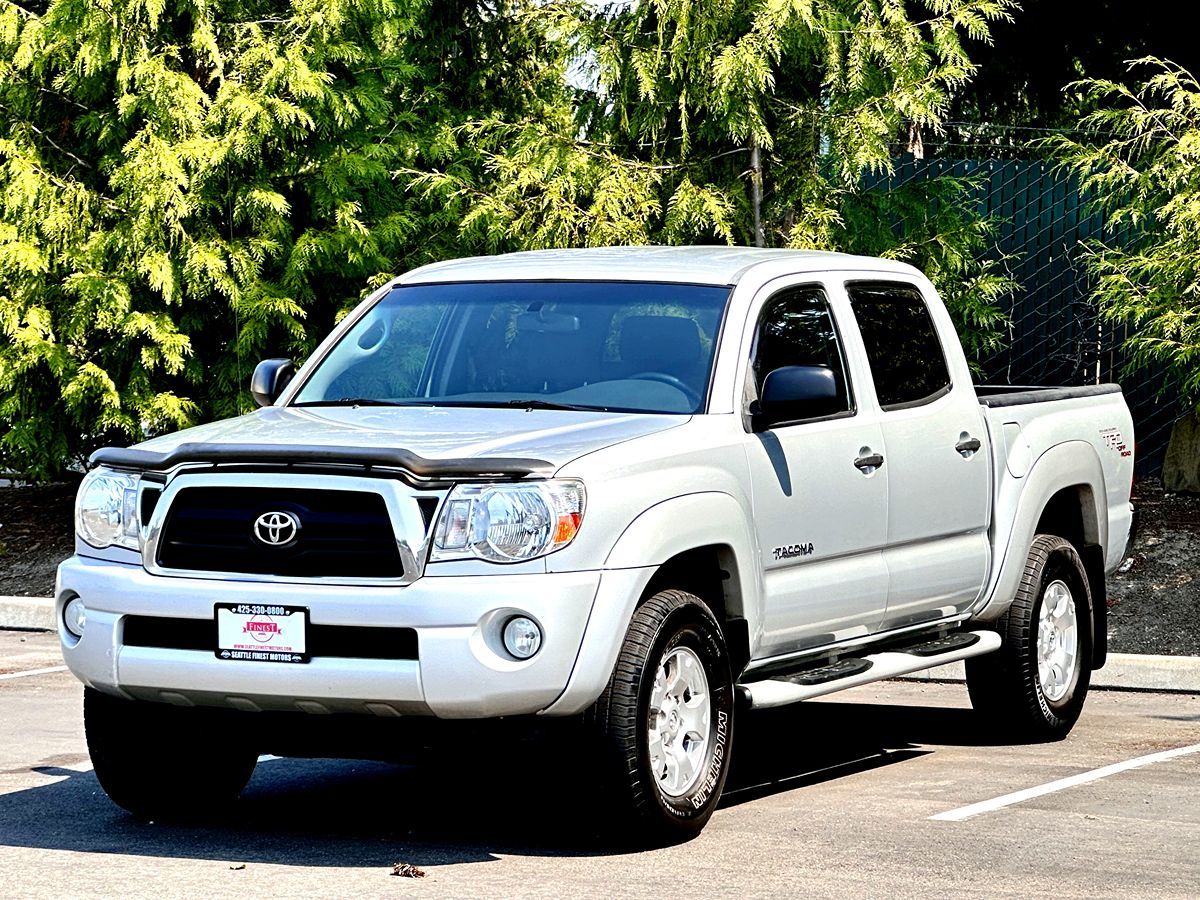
[253,511,300,546]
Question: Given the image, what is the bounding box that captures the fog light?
[63,597,87,638]
[502,616,542,659]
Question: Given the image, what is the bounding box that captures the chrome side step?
[739,629,1002,710]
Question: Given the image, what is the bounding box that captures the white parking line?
[0,665,69,682]
[930,742,1200,822]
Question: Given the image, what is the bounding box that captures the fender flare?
[975,440,1106,631]
[604,491,763,633]
[539,492,762,716]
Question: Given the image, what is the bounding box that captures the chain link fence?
[886,153,1179,476]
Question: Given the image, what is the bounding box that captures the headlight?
[431,480,585,563]
[76,468,141,550]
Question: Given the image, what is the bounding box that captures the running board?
[739,630,1002,710]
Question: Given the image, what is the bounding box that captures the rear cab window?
[846,282,952,411]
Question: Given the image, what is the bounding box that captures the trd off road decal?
[1099,427,1132,458]
[772,542,814,560]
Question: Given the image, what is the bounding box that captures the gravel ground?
[0,482,75,598]
[1108,479,1200,656]
[1,478,1196,654]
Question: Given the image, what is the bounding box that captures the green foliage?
[1,0,1016,479]
[1052,59,1200,406]
[834,175,1013,359]
[0,0,572,479]
[425,0,1017,354]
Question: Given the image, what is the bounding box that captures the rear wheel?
[966,535,1094,740]
[85,688,258,820]
[589,589,735,845]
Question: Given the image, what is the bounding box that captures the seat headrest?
[619,316,702,375]
[508,326,591,391]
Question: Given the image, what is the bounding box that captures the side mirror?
[755,365,840,430]
[250,358,296,408]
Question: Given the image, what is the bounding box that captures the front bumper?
[56,555,608,719]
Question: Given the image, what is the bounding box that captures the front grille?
[157,487,404,579]
[123,616,419,660]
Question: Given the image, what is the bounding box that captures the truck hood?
[132,405,689,473]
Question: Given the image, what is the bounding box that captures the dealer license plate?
[215,603,309,663]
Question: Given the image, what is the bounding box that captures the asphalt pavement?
[1,630,1198,899]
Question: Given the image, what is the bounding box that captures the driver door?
[743,281,890,659]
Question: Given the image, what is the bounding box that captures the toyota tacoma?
[60,247,1136,841]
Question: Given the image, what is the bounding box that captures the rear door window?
[846,282,951,410]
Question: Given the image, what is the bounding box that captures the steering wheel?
[628,371,702,407]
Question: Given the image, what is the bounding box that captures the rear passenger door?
[844,281,991,629]
[743,281,890,658]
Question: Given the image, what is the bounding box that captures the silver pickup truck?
[61,247,1135,842]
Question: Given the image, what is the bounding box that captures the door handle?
[956,436,982,457]
[854,452,884,472]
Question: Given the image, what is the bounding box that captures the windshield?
[292,280,731,414]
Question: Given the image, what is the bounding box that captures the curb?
[2,596,1198,693]
[901,653,1200,694]
[0,596,55,632]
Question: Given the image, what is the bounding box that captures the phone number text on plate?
[230,604,290,616]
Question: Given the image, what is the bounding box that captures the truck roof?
[399,246,922,287]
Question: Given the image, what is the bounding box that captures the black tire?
[589,589,735,845]
[966,535,1094,740]
[85,688,258,820]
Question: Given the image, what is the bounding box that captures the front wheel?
[966,535,1094,740]
[589,589,735,845]
[85,688,259,821]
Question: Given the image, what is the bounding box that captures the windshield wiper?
[500,399,604,412]
[293,397,607,412]
[397,398,606,412]
[292,398,421,408]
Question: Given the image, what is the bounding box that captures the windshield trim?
[283,278,734,415]
[400,276,737,290]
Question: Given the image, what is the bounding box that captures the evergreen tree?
[2,0,1016,479]
[1053,59,1200,407]
[420,0,1016,361]
[0,0,573,478]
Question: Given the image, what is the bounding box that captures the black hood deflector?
[89,442,554,481]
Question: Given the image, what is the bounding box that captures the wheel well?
[1036,485,1100,549]
[1035,485,1108,669]
[641,545,750,676]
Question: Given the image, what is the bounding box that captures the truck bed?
[975,383,1123,408]
[977,380,1135,629]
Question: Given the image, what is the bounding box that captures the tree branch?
[0,107,93,170]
